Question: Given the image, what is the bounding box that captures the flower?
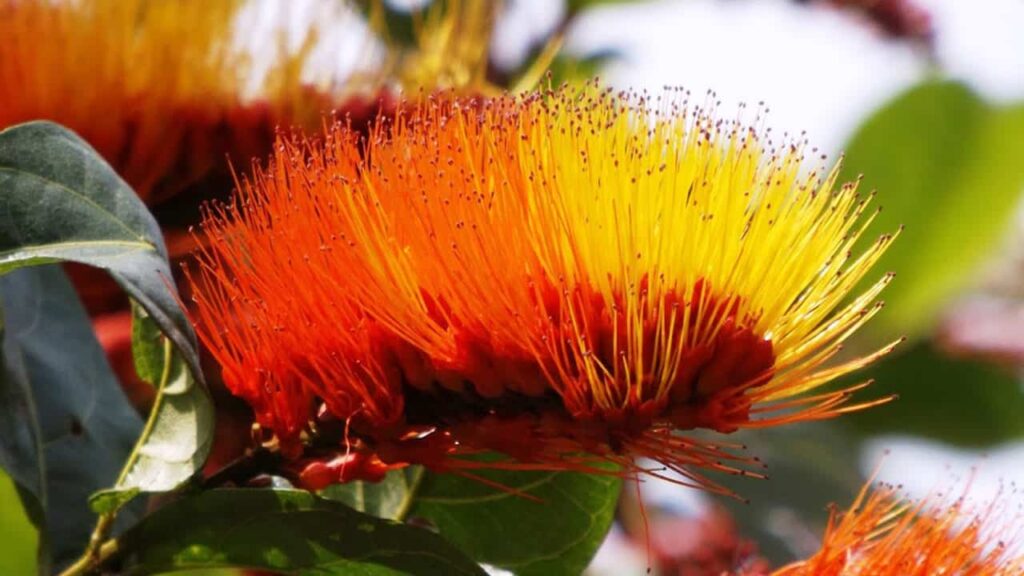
[0,0,330,206]
[188,86,899,489]
[770,480,1024,575]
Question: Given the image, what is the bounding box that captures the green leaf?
[115,489,487,576]
[411,468,620,576]
[91,304,215,513]
[326,462,621,576]
[0,121,217,562]
[131,301,165,385]
[567,0,652,15]
[841,340,1024,446]
[0,469,38,576]
[89,488,142,516]
[0,266,143,565]
[321,467,425,520]
[0,121,201,378]
[841,81,1024,341]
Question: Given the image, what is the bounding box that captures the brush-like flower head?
[190,86,899,489]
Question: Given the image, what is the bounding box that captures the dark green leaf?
[410,467,620,576]
[0,266,143,565]
[841,340,1024,446]
[116,489,487,576]
[322,459,622,576]
[842,82,1024,341]
[0,121,200,378]
[323,462,621,575]
[0,121,214,507]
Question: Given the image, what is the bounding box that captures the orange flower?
[188,86,899,489]
[771,480,1024,575]
[0,0,330,205]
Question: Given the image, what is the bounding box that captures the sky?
[496,0,1024,153]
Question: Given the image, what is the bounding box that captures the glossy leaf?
[0,121,200,378]
[842,81,1024,341]
[0,121,214,503]
[115,489,487,576]
[412,467,620,576]
[90,305,216,513]
[0,266,143,565]
[841,340,1024,446]
[324,463,621,575]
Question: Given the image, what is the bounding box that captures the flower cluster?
[0,0,338,205]
[189,85,899,490]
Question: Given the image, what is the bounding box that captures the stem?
[56,519,119,576]
[201,447,281,489]
[59,339,176,575]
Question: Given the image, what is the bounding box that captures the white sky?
[497,0,1024,153]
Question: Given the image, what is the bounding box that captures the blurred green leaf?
[544,51,617,87]
[0,266,143,566]
[842,81,1024,341]
[323,463,621,576]
[567,0,652,14]
[115,489,486,576]
[91,305,215,514]
[0,121,202,379]
[841,340,1024,446]
[708,424,865,565]
[0,469,37,575]
[353,0,418,46]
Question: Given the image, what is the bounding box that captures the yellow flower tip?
[188,84,898,489]
[771,479,1024,576]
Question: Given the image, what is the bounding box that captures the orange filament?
[771,481,1024,576]
[189,86,899,488]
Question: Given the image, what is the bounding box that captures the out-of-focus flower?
[649,506,770,576]
[188,86,899,490]
[0,0,334,207]
[797,0,933,47]
[769,481,1024,575]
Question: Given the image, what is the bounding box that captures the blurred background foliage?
[2,0,1023,575]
